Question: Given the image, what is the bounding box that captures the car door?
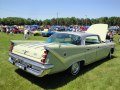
[84,44,98,65]
[84,36,99,64]
[96,43,110,60]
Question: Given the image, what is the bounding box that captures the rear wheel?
[69,62,80,75]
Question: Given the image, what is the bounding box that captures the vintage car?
[12,27,22,34]
[41,26,65,37]
[8,24,115,77]
[30,29,42,36]
[41,28,55,37]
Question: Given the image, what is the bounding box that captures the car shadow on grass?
[15,56,116,89]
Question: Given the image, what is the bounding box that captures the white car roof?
[56,31,98,37]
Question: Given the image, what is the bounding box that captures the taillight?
[41,50,48,64]
[9,42,14,52]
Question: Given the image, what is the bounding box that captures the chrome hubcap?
[71,62,80,75]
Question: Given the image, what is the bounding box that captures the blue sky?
[0,0,119,20]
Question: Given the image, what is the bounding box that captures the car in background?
[30,29,42,36]
[12,27,21,33]
[41,26,65,37]
[112,30,117,35]
[80,26,88,31]
[41,28,55,37]
[54,26,65,31]
[117,30,120,35]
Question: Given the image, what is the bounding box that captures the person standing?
[106,31,113,41]
[106,31,110,40]
[6,26,10,34]
[24,29,28,39]
[109,31,113,41]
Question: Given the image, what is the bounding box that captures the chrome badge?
[24,50,28,54]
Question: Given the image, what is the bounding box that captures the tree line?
[0,17,120,26]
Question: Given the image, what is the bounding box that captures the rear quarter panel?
[46,45,87,74]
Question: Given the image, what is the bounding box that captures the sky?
[0,0,119,20]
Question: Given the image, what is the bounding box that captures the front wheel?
[69,62,80,76]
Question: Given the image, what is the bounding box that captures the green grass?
[0,32,120,90]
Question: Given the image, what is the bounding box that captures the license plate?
[15,59,27,70]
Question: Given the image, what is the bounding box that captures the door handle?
[64,52,66,56]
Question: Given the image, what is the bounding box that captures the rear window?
[46,33,81,45]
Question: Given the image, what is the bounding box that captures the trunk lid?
[12,42,51,63]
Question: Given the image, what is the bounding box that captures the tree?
[70,17,77,25]
[38,20,43,25]
[51,18,57,25]
[43,19,51,25]
[0,16,120,26]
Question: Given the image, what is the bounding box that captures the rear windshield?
[46,33,81,45]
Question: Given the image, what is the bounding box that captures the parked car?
[42,26,65,37]
[12,27,21,33]
[8,24,115,77]
[30,29,42,36]
[54,26,65,31]
[118,30,120,35]
[41,28,56,37]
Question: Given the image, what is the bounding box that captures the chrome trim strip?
[9,57,44,76]
[9,53,54,69]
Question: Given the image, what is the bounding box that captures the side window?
[71,35,81,45]
[85,36,101,45]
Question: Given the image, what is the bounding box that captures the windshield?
[46,33,81,45]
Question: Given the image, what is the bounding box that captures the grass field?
[0,32,120,90]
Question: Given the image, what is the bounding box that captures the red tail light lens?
[41,59,46,64]
[41,50,48,64]
[42,54,47,58]
[9,42,14,52]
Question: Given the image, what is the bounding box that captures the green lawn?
[0,32,120,90]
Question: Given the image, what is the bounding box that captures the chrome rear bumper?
[9,53,54,77]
